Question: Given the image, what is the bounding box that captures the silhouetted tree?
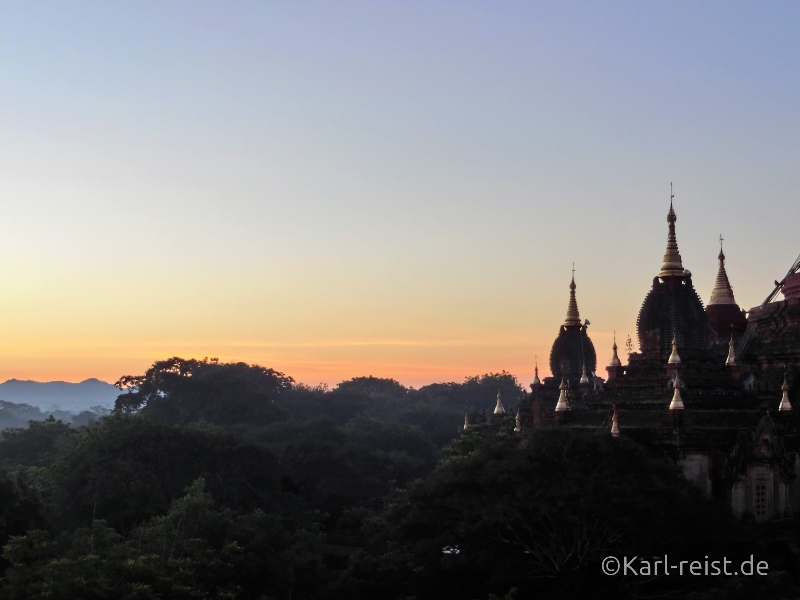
[346,426,752,600]
[114,357,291,426]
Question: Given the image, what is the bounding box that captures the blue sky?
[1,1,798,385]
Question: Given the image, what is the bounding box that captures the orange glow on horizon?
[0,331,618,389]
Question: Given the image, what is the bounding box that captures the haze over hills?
[0,378,119,412]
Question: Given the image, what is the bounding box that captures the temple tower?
[636,193,709,357]
[705,237,747,343]
[549,270,597,385]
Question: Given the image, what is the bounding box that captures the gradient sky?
[1,1,799,387]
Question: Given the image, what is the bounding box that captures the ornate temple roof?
[659,200,684,278]
[708,242,737,306]
[637,200,709,355]
[705,238,747,341]
[549,273,597,379]
[564,273,581,327]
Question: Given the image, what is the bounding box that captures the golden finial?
[564,267,581,327]
[555,377,570,412]
[669,372,685,410]
[709,234,737,306]
[493,390,505,415]
[667,334,682,365]
[609,331,622,367]
[659,184,685,278]
[580,363,589,384]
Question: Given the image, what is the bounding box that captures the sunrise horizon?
[2,2,797,393]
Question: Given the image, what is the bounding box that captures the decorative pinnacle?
[610,405,620,437]
[555,377,570,412]
[659,185,685,278]
[779,373,792,412]
[667,334,682,365]
[580,363,590,384]
[609,331,622,367]
[669,372,685,410]
[725,334,736,366]
[709,234,737,306]
[514,408,522,432]
[493,390,505,415]
[564,269,581,327]
[531,358,541,386]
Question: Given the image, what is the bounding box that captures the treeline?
[0,357,798,599]
[0,399,108,430]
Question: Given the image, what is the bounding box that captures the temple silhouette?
[473,193,800,522]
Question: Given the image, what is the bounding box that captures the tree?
[114,357,291,427]
[1,479,330,600]
[347,426,752,600]
[0,417,74,468]
[45,415,285,532]
[415,371,524,413]
[344,417,438,487]
[333,377,408,400]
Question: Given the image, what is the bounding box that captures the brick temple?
[490,198,800,522]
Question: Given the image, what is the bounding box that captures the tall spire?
[659,184,685,278]
[708,235,737,305]
[564,265,581,327]
[609,332,621,367]
[514,408,522,432]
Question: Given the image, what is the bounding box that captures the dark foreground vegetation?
[1,357,799,599]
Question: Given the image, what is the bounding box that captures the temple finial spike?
[660,186,683,276]
[564,268,581,326]
[709,234,736,305]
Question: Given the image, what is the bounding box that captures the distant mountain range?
[0,378,120,412]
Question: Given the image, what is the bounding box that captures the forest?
[0,357,799,599]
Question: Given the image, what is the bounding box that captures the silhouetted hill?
[0,379,118,412]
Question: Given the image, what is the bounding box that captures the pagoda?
[517,188,800,522]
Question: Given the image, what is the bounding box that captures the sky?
[1,1,799,388]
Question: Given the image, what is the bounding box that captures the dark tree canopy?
[347,425,754,600]
[114,357,292,426]
[0,417,74,468]
[47,415,285,531]
[332,376,408,400]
